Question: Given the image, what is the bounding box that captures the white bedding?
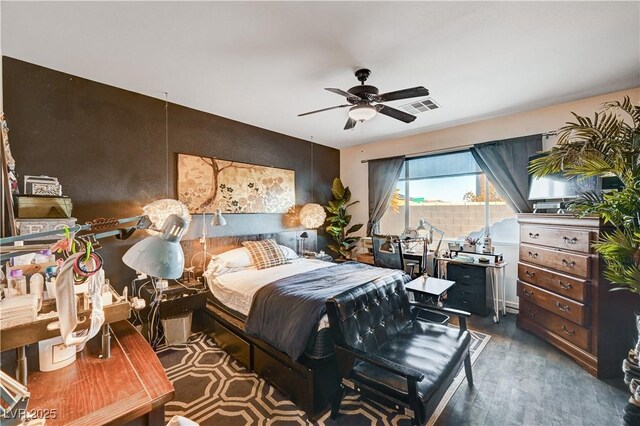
[205,258,334,330]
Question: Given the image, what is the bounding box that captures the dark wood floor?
[438,314,628,426]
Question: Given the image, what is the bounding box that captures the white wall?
[341,87,640,311]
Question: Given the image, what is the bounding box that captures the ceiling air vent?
[399,98,440,115]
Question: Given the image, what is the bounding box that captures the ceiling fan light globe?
[348,105,377,122]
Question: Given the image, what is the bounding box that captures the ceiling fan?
[298,68,429,130]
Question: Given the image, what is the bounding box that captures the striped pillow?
[242,239,290,270]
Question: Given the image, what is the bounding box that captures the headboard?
[180,230,317,275]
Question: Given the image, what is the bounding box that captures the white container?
[161,312,193,346]
[8,270,27,295]
[39,336,76,372]
[45,277,57,300]
[29,273,45,311]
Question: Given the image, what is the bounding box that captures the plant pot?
[623,311,640,426]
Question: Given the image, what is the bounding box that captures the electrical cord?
[190,251,213,269]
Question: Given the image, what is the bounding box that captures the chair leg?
[464,353,474,387]
[331,383,345,419]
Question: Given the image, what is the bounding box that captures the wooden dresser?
[517,214,638,379]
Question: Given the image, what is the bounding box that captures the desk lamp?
[122,214,188,279]
[379,235,397,254]
[416,218,445,255]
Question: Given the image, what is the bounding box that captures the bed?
[200,239,410,421]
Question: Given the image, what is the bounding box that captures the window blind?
[401,150,482,180]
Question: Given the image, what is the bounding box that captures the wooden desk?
[25,321,174,425]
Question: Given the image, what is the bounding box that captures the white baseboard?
[505,300,519,314]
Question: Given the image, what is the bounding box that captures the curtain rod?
[360,143,474,163]
[359,130,558,163]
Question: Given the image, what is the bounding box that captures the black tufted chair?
[326,278,473,426]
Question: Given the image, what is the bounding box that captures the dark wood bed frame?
[198,302,339,421]
[185,231,340,421]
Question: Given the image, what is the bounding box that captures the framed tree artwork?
[177,153,296,214]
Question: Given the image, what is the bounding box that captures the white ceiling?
[2,1,639,149]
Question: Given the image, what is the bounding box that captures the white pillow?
[215,247,254,268]
[279,245,299,260]
[209,244,299,269]
[205,260,250,276]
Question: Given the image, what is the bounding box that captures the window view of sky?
[398,175,479,203]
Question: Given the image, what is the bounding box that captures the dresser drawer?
[520,244,590,278]
[447,263,486,287]
[518,262,588,302]
[519,299,590,351]
[520,225,592,253]
[447,288,488,316]
[517,280,588,325]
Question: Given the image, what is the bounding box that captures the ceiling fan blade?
[344,117,357,130]
[298,104,350,117]
[378,86,429,102]
[325,88,362,100]
[376,104,416,123]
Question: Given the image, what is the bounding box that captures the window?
[379,150,518,244]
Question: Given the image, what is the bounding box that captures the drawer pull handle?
[563,236,578,244]
[561,325,576,336]
[523,288,534,297]
[528,309,537,317]
[559,281,572,290]
[528,251,539,259]
[555,302,570,313]
[529,232,540,239]
[463,275,471,279]
[561,259,576,268]
[525,270,535,278]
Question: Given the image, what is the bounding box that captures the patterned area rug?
[157,330,490,425]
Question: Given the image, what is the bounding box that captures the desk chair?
[372,235,422,277]
[372,235,404,270]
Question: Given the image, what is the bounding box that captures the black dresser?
[446,263,490,316]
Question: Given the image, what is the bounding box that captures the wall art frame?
[177,153,296,215]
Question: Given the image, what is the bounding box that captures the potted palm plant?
[529,96,640,425]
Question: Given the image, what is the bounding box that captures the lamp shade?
[348,105,377,121]
[299,203,326,228]
[379,235,396,254]
[123,214,187,279]
[212,209,227,226]
[143,199,191,235]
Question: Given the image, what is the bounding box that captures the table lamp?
[298,231,309,255]
[122,214,188,279]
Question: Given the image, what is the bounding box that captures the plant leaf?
[346,223,363,234]
[331,178,345,199]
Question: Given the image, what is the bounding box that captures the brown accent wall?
[3,57,339,291]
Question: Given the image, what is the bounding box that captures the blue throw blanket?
[245,261,409,359]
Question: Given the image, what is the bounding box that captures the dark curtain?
[470,134,542,213]
[367,156,405,236]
